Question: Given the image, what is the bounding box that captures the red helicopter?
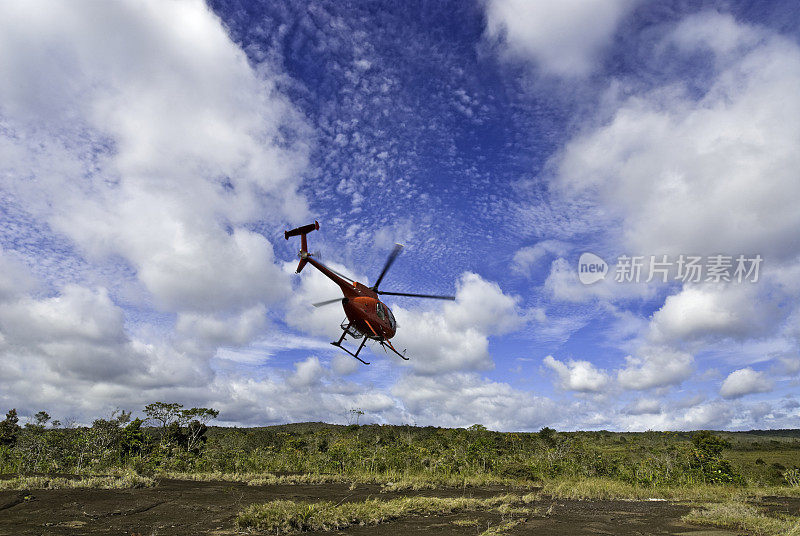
[285,221,454,364]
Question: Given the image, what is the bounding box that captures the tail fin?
[284,220,319,273]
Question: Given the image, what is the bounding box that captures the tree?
[180,408,219,452]
[539,427,557,447]
[0,409,21,447]
[144,402,183,429]
[348,408,365,426]
[690,431,741,484]
[144,402,183,446]
[691,430,729,457]
[34,411,50,427]
[121,418,146,458]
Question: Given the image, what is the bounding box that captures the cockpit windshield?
[386,305,396,330]
[376,302,396,330]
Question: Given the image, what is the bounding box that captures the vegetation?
[0,403,218,476]
[1,404,798,510]
[235,493,539,533]
[684,501,800,536]
[0,469,155,490]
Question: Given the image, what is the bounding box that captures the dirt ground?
[0,478,749,536]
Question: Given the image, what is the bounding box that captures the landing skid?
[332,323,370,364]
[331,322,410,363]
[380,340,409,360]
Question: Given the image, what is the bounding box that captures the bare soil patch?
[0,478,746,535]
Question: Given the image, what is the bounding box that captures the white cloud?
[210,366,400,427]
[511,240,569,277]
[0,0,312,422]
[391,372,559,430]
[670,10,761,57]
[554,12,800,261]
[618,399,736,431]
[623,398,661,415]
[720,367,773,399]
[332,353,361,376]
[0,285,124,347]
[617,345,694,390]
[542,12,800,414]
[390,272,523,374]
[0,0,309,313]
[0,248,37,302]
[543,355,610,393]
[484,0,637,77]
[288,356,326,388]
[176,305,267,351]
[0,284,214,403]
[648,284,776,345]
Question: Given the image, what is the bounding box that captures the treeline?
[1,406,797,487]
[0,403,218,474]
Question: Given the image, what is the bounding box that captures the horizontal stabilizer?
[284,221,319,240]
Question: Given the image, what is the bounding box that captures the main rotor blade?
[377,291,455,300]
[372,243,403,291]
[312,298,343,307]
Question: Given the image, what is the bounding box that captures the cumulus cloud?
[511,240,569,277]
[211,364,399,426]
[720,367,773,399]
[288,356,326,388]
[617,345,694,390]
[554,12,800,261]
[623,398,661,415]
[390,272,523,374]
[543,355,610,393]
[619,399,736,430]
[648,284,776,345]
[542,12,800,415]
[0,248,37,301]
[0,285,136,381]
[484,0,637,77]
[176,305,267,352]
[0,0,310,421]
[0,0,308,313]
[391,372,559,430]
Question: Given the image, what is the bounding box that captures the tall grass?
[684,502,800,536]
[539,477,800,501]
[0,468,155,490]
[160,469,535,490]
[236,493,539,533]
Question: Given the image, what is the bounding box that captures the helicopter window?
[386,306,396,330]
[376,302,386,320]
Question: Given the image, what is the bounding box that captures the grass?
[163,471,800,502]
[684,501,800,536]
[161,470,535,490]
[538,477,800,501]
[477,518,526,535]
[236,493,539,533]
[0,469,155,490]
[162,470,355,486]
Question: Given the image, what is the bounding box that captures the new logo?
[578,252,608,285]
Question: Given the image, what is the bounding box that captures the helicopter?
[285,221,455,364]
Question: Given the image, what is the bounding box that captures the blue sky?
[0,0,799,430]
